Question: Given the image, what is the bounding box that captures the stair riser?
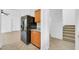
[64,26,75,29]
[63,35,75,38]
[63,38,75,42]
[63,28,75,30]
[64,25,75,27]
[63,30,75,32]
[63,32,75,34]
[63,34,75,36]
[63,37,75,39]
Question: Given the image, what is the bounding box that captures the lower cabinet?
[31,31,40,48]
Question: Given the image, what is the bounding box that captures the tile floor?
[0,31,38,50]
[0,31,75,50]
[49,38,75,50]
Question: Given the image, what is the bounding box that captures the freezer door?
[21,31,27,43]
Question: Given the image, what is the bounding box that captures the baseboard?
[0,30,21,33]
[12,31,20,32]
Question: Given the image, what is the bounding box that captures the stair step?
[63,38,75,42]
[63,27,75,29]
[63,31,75,34]
[63,36,75,42]
[63,30,75,32]
[64,25,75,27]
[63,33,75,36]
[63,34,75,38]
[63,28,75,31]
[63,36,75,40]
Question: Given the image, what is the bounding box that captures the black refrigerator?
[21,15,37,44]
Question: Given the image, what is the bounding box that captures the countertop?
[31,23,41,32]
[31,29,40,32]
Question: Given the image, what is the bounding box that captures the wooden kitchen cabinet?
[31,31,40,48]
[35,9,41,23]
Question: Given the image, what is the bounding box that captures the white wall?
[41,9,50,50]
[1,9,35,32]
[49,9,63,39]
[1,10,13,33]
[11,9,35,31]
[49,9,76,40]
[12,9,35,31]
[0,9,2,48]
[75,10,79,49]
[11,10,21,31]
[63,9,76,25]
[0,10,1,33]
[0,9,35,48]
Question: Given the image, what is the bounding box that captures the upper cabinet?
[35,9,41,23]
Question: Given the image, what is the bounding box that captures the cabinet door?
[31,31,40,48]
[35,9,41,23]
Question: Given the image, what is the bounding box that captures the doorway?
[49,9,75,50]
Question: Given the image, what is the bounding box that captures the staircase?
[63,25,75,42]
